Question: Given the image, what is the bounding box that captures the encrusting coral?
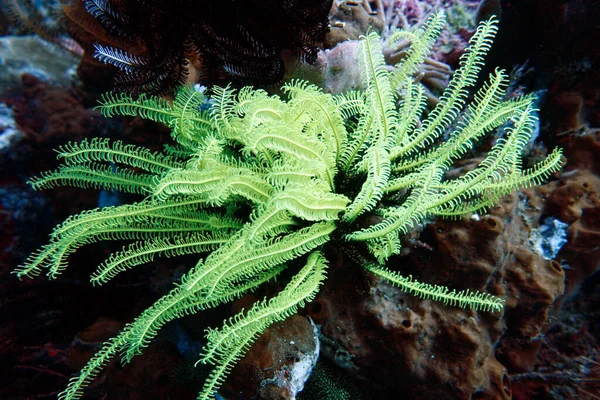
[14,13,563,400]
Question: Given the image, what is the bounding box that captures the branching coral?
[14,13,563,400]
[325,1,454,102]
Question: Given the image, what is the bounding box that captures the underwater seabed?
[0,0,599,399]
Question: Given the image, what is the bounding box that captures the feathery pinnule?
[15,13,563,400]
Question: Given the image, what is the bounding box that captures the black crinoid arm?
[79,0,333,93]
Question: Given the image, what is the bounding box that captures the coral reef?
[326,0,386,47]
[292,4,600,397]
[0,0,80,52]
[499,130,600,397]
[0,35,78,91]
[1,1,599,399]
[297,0,490,101]
[327,0,485,62]
[9,14,566,400]
[304,97,600,400]
[307,188,566,398]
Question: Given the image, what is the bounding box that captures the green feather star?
[15,13,563,400]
